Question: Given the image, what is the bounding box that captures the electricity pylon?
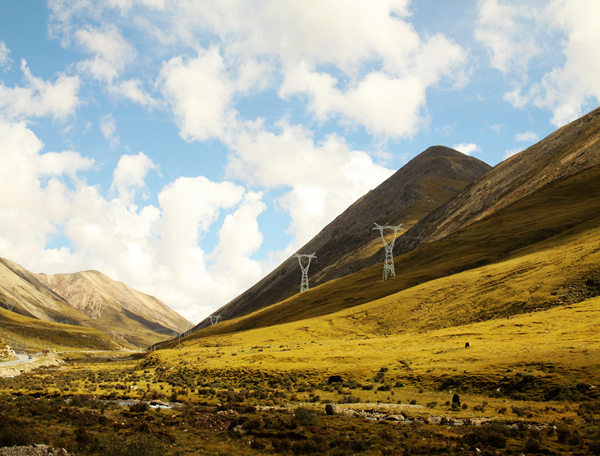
[373,222,404,280]
[209,315,222,325]
[294,253,317,292]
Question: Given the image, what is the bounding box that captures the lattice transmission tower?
[294,253,317,292]
[373,222,404,280]
[209,315,222,325]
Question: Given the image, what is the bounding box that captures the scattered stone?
[0,445,71,456]
[325,403,340,415]
[380,414,405,422]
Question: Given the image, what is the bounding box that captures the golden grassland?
[0,306,125,352]
[174,163,600,343]
[1,166,599,453]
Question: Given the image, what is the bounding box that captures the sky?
[0,0,599,324]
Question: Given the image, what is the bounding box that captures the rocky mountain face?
[388,105,600,260]
[0,337,16,362]
[36,270,189,334]
[35,270,190,347]
[196,146,491,329]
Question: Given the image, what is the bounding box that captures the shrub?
[589,440,600,455]
[129,402,150,413]
[294,407,319,426]
[464,426,507,448]
[0,424,34,448]
[338,395,361,404]
[525,438,540,453]
[556,426,571,443]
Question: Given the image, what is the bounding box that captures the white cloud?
[100,113,119,147]
[0,117,272,322]
[0,60,80,120]
[533,0,600,126]
[227,120,394,249]
[56,0,467,139]
[159,47,236,142]
[475,0,541,77]
[515,131,538,142]
[76,24,136,83]
[110,152,157,203]
[453,143,481,155]
[0,42,10,68]
[110,78,159,108]
[476,0,600,127]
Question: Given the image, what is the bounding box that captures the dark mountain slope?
[387,105,600,259]
[168,106,600,343]
[168,158,600,345]
[193,146,490,330]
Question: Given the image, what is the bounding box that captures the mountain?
[195,146,491,330]
[0,257,91,325]
[172,106,600,344]
[0,257,190,348]
[389,105,600,258]
[36,270,190,347]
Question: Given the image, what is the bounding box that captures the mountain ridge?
[195,146,491,330]
[0,258,190,348]
[172,106,600,343]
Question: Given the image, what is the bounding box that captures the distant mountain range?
[0,258,189,348]
[177,105,600,343]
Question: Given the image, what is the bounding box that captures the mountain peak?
[195,146,491,330]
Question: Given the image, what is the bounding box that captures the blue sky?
[0,0,598,323]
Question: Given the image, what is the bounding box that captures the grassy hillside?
[199,147,491,329]
[166,163,600,344]
[0,306,127,352]
[146,197,600,405]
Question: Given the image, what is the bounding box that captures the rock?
[325,404,340,415]
[380,414,405,422]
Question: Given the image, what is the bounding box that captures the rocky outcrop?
[0,337,17,362]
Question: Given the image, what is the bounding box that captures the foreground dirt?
[0,445,70,456]
[0,357,61,378]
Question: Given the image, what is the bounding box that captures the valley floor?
[1,297,600,455]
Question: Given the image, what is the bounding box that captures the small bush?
[338,395,361,404]
[589,440,600,455]
[294,407,319,426]
[525,438,540,453]
[129,402,150,413]
[0,424,34,448]
[464,426,507,448]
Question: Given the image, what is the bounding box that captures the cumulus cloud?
[0,117,272,321]
[534,0,600,126]
[475,0,541,77]
[0,60,80,120]
[453,143,481,155]
[226,120,394,249]
[159,47,236,142]
[76,24,136,83]
[476,0,600,127]
[110,152,157,203]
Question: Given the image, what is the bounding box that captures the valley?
[1,108,600,455]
